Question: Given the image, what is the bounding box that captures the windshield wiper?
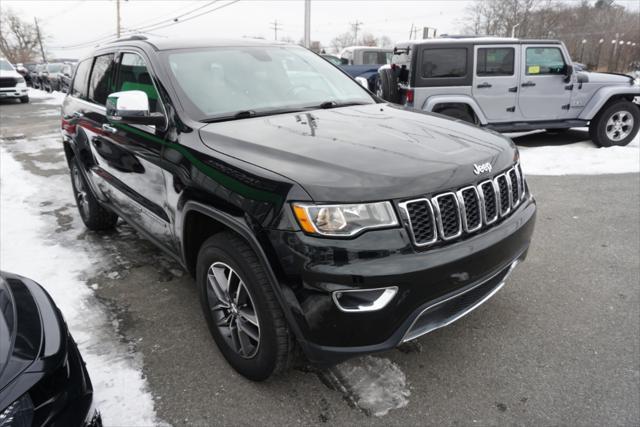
[312,101,371,110]
[200,110,257,123]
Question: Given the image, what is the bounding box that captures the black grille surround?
[399,163,526,248]
[0,77,18,88]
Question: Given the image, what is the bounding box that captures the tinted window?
[421,48,467,78]
[526,47,565,75]
[72,59,91,98]
[89,54,115,105]
[362,51,391,65]
[115,53,160,112]
[477,47,514,76]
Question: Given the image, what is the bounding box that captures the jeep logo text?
[473,162,492,175]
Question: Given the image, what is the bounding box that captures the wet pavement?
[1,93,638,425]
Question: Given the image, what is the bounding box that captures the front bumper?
[267,195,536,364]
[0,86,28,98]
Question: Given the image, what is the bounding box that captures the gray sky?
[4,0,640,60]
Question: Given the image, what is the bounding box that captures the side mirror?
[106,90,165,127]
[564,64,573,83]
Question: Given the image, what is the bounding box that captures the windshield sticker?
[528,65,540,74]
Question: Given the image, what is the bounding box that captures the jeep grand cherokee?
[60,36,536,381]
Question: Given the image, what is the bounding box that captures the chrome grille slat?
[401,163,526,248]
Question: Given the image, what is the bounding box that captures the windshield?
[163,45,375,121]
[0,59,14,71]
[0,278,14,375]
[47,63,64,72]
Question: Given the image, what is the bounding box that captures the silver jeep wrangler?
[377,37,640,147]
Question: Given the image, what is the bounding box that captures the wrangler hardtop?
[378,37,640,147]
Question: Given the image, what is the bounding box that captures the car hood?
[579,71,634,85]
[0,70,22,79]
[198,104,517,201]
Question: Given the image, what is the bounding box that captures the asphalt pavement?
[1,94,638,426]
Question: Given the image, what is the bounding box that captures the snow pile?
[28,87,66,105]
[0,147,159,425]
[328,356,410,417]
[516,129,639,175]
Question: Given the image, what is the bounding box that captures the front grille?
[400,163,526,248]
[0,77,17,88]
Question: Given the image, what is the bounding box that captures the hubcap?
[72,166,90,218]
[206,262,260,358]
[605,110,634,142]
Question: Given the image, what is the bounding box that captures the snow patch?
[514,129,639,175]
[0,147,160,425]
[324,356,410,417]
[28,87,66,105]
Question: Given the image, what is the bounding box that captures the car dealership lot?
[1,92,638,425]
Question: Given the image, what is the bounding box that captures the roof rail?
[108,34,148,44]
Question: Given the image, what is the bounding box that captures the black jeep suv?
[60,36,536,381]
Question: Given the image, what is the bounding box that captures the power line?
[270,19,283,40]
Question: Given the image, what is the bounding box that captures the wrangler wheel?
[589,100,639,147]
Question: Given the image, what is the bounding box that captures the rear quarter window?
[414,45,472,88]
[71,59,92,98]
[88,54,116,105]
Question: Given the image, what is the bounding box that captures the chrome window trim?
[456,186,483,233]
[508,167,521,209]
[494,173,512,217]
[477,179,499,225]
[398,198,438,247]
[431,192,462,240]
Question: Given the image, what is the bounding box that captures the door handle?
[476,82,492,89]
[101,124,117,134]
[521,81,536,87]
[508,86,518,92]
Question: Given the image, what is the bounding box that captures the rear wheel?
[589,100,639,147]
[377,68,400,103]
[197,232,295,381]
[438,106,475,124]
[70,161,118,230]
[20,96,29,104]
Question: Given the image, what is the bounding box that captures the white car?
[0,58,29,103]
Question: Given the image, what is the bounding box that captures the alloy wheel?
[206,262,261,358]
[605,110,634,142]
[72,166,90,219]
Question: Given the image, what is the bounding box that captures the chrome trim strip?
[401,259,520,343]
[332,286,398,313]
[515,162,525,201]
[456,186,483,233]
[494,173,512,217]
[398,198,438,247]
[508,167,521,209]
[477,179,499,225]
[431,192,463,240]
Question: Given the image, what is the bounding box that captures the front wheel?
[70,161,118,230]
[589,100,639,147]
[197,232,295,381]
[20,96,29,104]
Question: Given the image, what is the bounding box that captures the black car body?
[0,272,100,425]
[60,37,536,380]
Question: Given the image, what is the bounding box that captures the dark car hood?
[199,104,517,201]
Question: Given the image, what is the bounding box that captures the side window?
[421,48,467,78]
[525,47,566,75]
[477,47,514,76]
[114,53,160,113]
[88,54,115,105]
[362,51,379,65]
[71,59,91,98]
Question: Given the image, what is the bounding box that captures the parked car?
[0,272,101,425]
[41,62,66,92]
[377,37,640,147]
[61,36,536,381]
[337,46,392,90]
[21,63,37,86]
[31,64,47,89]
[320,54,343,66]
[48,62,75,92]
[0,58,29,103]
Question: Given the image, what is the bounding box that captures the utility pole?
[270,19,282,40]
[409,23,414,39]
[33,18,46,62]
[351,20,363,44]
[116,0,121,38]
[304,0,310,48]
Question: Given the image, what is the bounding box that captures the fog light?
[332,286,397,312]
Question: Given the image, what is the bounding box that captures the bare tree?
[330,32,355,52]
[359,32,378,47]
[0,9,43,63]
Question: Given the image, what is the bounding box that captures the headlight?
[0,394,34,427]
[292,201,398,236]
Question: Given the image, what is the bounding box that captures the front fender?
[579,85,640,120]
[421,95,489,125]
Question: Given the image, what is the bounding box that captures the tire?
[197,232,295,381]
[589,100,639,147]
[377,68,400,103]
[70,160,118,230]
[20,96,29,103]
[438,106,475,124]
